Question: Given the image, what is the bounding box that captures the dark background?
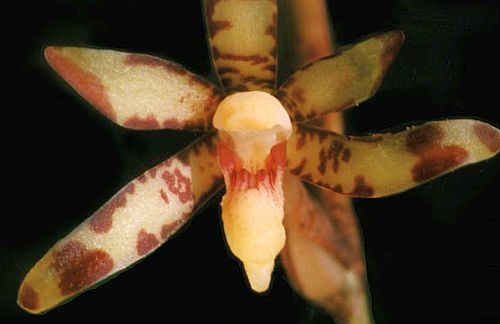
[4,0,499,323]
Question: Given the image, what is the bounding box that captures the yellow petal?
[18,134,222,314]
[204,0,277,93]
[276,31,404,122]
[45,47,223,130]
[287,120,500,197]
[281,175,374,323]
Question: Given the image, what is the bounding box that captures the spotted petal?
[276,31,404,122]
[204,0,277,93]
[287,121,500,197]
[18,134,223,314]
[45,47,223,130]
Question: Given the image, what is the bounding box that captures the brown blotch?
[406,124,444,154]
[160,219,183,240]
[291,88,305,104]
[162,168,193,204]
[44,47,116,121]
[137,174,147,183]
[350,176,374,197]
[89,183,135,233]
[162,118,185,129]
[331,140,344,173]
[318,148,328,175]
[240,75,274,88]
[19,285,39,310]
[474,123,500,153]
[52,240,114,295]
[123,114,161,129]
[136,229,160,256]
[160,189,169,204]
[210,20,232,37]
[333,184,343,193]
[341,148,351,162]
[218,66,240,75]
[262,64,276,73]
[412,145,469,182]
[289,158,307,175]
[125,54,188,76]
[217,51,269,65]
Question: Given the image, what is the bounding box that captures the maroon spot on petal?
[123,114,161,129]
[124,54,188,76]
[318,148,328,175]
[211,46,269,65]
[406,124,444,154]
[136,229,160,256]
[331,140,344,173]
[350,176,374,197]
[333,184,343,193]
[411,145,469,182]
[342,148,351,162]
[474,123,500,153]
[210,20,232,37]
[89,183,135,233]
[137,174,147,183]
[160,220,183,240]
[291,88,305,105]
[162,168,193,204]
[240,75,274,88]
[289,158,307,175]
[160,189,169,204]
[162,118,185,129]
[19,285,39,310]
[262,64,276,73]
[44,47,116,121]
[218,66,240,75]
[52,240,113,295]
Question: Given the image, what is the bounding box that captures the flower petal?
[45,47,223,130]
[204,0,277,93]
[276,31,404,122]
[17,134,223,314]
[282,175,374,323]
[287,120,500,197]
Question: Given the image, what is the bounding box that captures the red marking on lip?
[19,285,39,310]
[44,47,115,121]
[89,183,135,233]
[474,123,500,153]
[412,145,469,182]
[136,229,159,256]
[52,241,114,295]
[217,141,286,191]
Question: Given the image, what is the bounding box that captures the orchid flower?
[18,1,499,323]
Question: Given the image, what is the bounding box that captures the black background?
[4,0,499,323]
